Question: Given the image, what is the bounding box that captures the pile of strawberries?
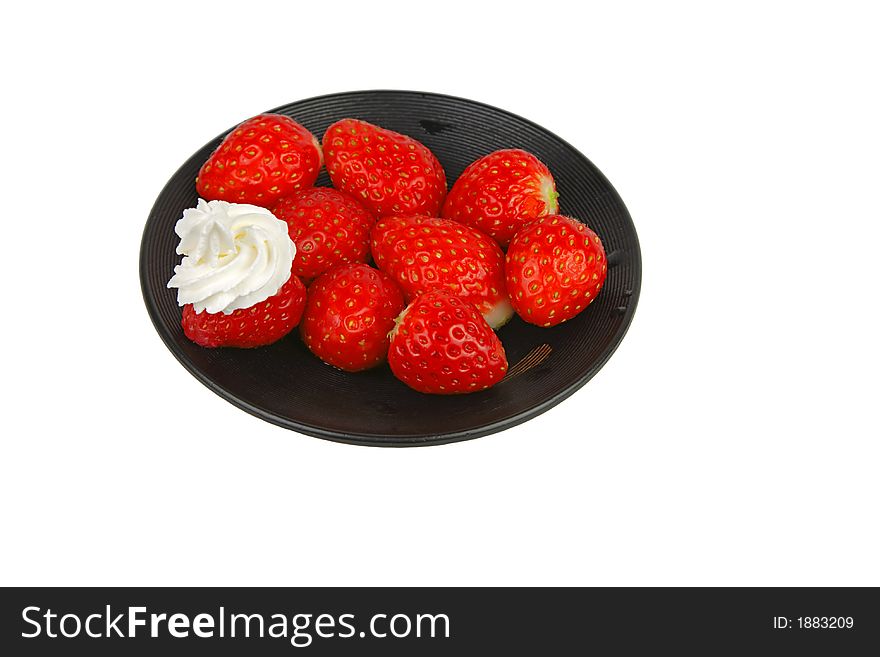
[179,113,607,394]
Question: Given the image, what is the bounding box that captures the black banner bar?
[1,587,877,654]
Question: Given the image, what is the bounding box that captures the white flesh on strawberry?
[541,174,559,215]
[393,295,512,333]
[484,297,514,330]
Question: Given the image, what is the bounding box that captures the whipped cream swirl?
[167,199,295,314]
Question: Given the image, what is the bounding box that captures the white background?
[2,0,878,586]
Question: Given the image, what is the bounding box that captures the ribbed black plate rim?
[139,90,642,447]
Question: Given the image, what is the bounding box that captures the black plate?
[140,91,641,447]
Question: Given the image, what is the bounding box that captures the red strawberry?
[271,188,375,279]
[505,215,607,327]
[181,273,307,348]
[300,264,405,372]
[371,215,513,329]
[322,118,447,217]
[197,113,322,206]
[441,149,558,248]
[388,291,508,394]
